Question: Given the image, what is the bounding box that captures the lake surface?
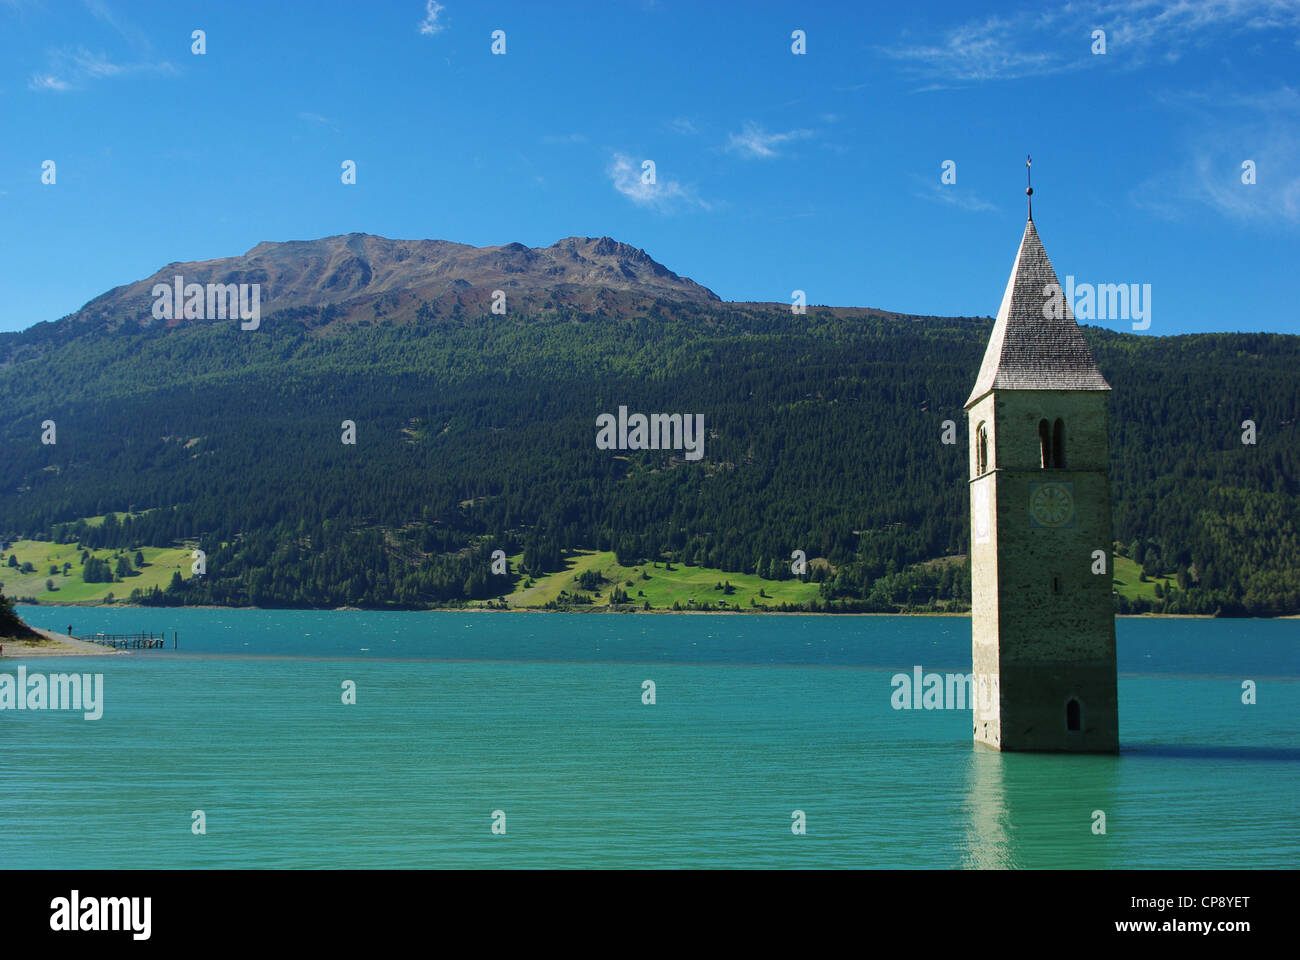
[3,608,1297,868]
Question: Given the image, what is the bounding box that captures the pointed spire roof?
[965,218,1110,407]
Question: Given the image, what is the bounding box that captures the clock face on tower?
[1029,482,1075,527]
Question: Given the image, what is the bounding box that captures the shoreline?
[11,601,1240,619]
[0,628,129,658]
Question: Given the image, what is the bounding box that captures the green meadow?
[1112,553,1178,604]
[493,549,822,610]
[2,533,1182,614]
[0,538,195,605]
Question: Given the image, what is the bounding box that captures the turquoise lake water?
[2,608,1297,868]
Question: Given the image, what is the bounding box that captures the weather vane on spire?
[1026,154,1033,221]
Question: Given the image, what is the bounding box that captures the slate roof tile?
[966,219,1111,407]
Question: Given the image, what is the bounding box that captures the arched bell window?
[1066,698,1082,732]
[1040,418,1066,468]
[976,423,989,475]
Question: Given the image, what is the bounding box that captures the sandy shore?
[0,628,128,658]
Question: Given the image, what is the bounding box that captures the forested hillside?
[1,237,1295,615]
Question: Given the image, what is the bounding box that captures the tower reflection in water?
[961,746,1120,869]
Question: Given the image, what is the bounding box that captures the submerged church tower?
[965,164,1119,752]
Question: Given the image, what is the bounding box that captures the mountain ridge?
[0,236,1295,617]
[46,233,721,337]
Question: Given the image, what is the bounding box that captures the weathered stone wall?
[988,389,1110,471]
[966,388,1118,753]
[968,394,1001,748]
[999,661,1119,752]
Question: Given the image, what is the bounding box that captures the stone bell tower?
[964,160,1119,753]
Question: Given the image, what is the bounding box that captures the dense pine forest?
[1,292,1296,615]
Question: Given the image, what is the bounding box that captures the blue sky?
[1,0,1297,335]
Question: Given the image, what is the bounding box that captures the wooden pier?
[78,631,176,650]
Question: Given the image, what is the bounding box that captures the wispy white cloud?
[66,47,123,77]
[27,45,174,92]
[607,152,709,212]
[915,177,998,213]
[879,1,1300,83]
[28,74,71,92]
[83,0,151,51]
[26,0,169,91]
[1133,103,1300,226]
[726,121,812,158]
[541,132,587,144]
[882,15,1059,83]
[299,112,340,132]
[419,0,446,36]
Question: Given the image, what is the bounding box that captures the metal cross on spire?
[1026,154,1033,221]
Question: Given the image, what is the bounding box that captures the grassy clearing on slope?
[79,511,150,528]
[496,550,821,610]
[0,539,195,605]
[1111,553,1177,603]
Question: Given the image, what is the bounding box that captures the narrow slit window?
[1066,698,1081,732]
[1038,419,1051,469]
[977,423,988,475]
[1052,418,1065,468]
